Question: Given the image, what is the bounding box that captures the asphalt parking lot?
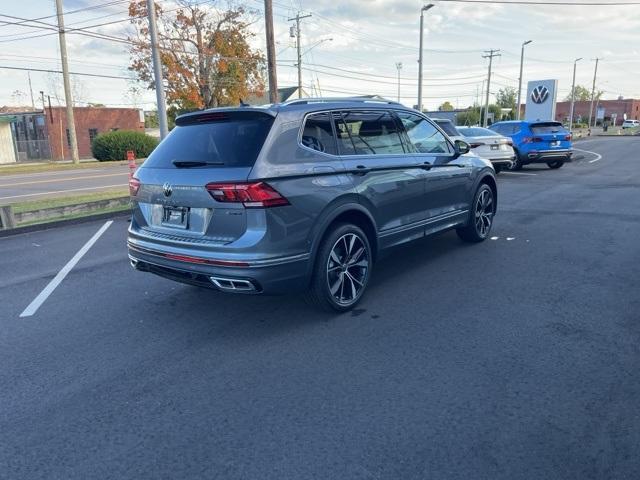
[1,136,639,479]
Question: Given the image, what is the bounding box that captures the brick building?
[553,99,640,125]
[44,106,144,160]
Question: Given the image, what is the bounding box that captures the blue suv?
[489,121,572,170]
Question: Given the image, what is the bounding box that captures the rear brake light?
[532,137,543,142]
[565,134,572,141]
[469,142,484,148]
[205,182,289,208]
[129,177,140,196]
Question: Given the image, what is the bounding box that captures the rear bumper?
[522,149,572,163]
[127,241,311,295]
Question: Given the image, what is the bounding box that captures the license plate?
[550,141,560,147]
[162,206,189,229]
[491,144,499,150]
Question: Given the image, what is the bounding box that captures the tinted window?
[145,112,274,168]
[433,119,460,137]
[530,122,567,134]
[459,127,496,137]
[397,112,451,154]
[335,111,405,155]
[301,112,337,155]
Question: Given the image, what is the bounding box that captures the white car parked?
[622,119,640,129]
[457,126,516,173]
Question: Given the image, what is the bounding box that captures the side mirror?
[454,139,470,157]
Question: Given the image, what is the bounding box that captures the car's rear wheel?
[547,160,564,169]
[305,223,372,312]
[508,151,523,171]
[456,184,495,243]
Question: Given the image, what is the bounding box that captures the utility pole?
[27,72,35,109]
[482,49,500,127]
[395,62,403,103]
[264,0,278,104]
[288,12,312,98]
[147,0,168,139]
[569,57,582,133]
[54,0,79,163]
[587,58,601,131]
[516,40,532,120]
[417,4,434,112]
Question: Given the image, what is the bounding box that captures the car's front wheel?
[306,223,372,312]
[457,184,495,243]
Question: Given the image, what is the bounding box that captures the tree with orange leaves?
[128,0,265,112]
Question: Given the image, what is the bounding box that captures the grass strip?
[11,189,129,214]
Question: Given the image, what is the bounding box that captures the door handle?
[353,165,371,175]
[421,162,432,170]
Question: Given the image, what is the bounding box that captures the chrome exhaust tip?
[210,276,257,292]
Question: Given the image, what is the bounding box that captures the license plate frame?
[161,206,190,229]
[490,144,499,150]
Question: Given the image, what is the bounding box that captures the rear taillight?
[129,177,140,196]
[565,134,572,141]
[205,182,289,208]
[523,136,543,143]
[506,140,513,146]
[469,142,484,148]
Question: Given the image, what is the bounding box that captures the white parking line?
[0,184,127,201]
[500,171,538,176]
[19,221,113,318]
[573,148,602,163]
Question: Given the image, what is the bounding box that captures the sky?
[0,0,639,111]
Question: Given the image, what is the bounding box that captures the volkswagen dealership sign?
[525,79,558,122]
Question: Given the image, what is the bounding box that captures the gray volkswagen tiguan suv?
[128,98,497,311]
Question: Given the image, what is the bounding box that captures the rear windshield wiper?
[172,160,224,168]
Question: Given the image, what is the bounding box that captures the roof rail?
[282,97,401,106]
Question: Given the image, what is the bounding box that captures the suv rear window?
[144,111,274,168]
[530,122,566,134]
[434,119,460,137]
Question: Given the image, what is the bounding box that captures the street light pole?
[417,4,434,112]
[396,62,403,103]
[569,57,582,133]
[516,40,532,121]
[588,57,601,131]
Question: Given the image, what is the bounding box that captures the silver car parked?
[457,126,515,173]
[128,98,497,311]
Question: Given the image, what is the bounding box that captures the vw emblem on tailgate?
[162,182,173,197]
[531,85,549,104]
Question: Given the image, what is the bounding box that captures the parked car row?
[430,118,573,172]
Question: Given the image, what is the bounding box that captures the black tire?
[547,160,564,169]
[305,223,373,312]
[508,151,523,171]
[456,184,495,243]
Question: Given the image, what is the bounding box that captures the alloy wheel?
[326,233,370,306]
[475,189,494,237]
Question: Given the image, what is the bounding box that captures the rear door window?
[530,122,567,134]
[334,110,405,155]
[301,112,337,155]
[396,112,451,154]
[144,111,274,168]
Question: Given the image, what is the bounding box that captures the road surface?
[1,136,639,479]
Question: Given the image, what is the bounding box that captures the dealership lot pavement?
[1,136,639,479]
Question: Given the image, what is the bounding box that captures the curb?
[0,209,131,238]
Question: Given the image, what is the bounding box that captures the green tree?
[438,101,454,111]
[565,85,603,102]
[496,87,517,109]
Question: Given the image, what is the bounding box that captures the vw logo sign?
[162,182,173,197]
[531,85,550,104]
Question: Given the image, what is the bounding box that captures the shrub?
[91,130,159,161]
